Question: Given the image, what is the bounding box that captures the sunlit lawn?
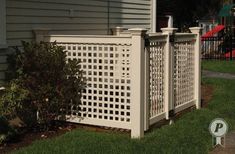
[202,60,235,74]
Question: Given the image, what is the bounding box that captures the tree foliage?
[173,0,223,29]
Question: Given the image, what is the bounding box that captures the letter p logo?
[214,123,224,133]
[209,119,228,137]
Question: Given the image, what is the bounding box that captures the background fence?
[35,27,201,138]
[201,33,235,60]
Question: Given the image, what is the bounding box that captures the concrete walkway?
[202,70,235,80]
[210,132,235,154]
[204,70,235,153]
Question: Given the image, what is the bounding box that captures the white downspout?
[166,15,173,28]
[152,0,157,33]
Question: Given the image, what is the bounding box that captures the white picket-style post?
[161,28,177,119]
[129,28,147,138]
[189,27,202,109]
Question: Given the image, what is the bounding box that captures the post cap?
[161,28,178,34]
[33,28,50,42]
[33,28,50,35]
[111,27,126,35]
[128,28,148,36]
[189,27,202,34]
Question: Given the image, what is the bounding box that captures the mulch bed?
[0,84,214,154]
[0,122,78,154]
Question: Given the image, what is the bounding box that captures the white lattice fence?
[146,29,201,126]
[61,43,132,128]
[35,27,201,138]
[173,35,196,113]
[41,31,148,138]
[146,35,167,125]
[41,35,134,131]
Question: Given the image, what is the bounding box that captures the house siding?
[0,0,6,47]
[6,0,151,46]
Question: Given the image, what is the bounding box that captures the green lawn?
[202,60,235,74]
[14,78,235,154]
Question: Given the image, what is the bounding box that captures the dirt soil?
[201,84,214,108]
[0,84,214,154]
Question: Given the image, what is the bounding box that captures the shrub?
[0,116,18,144]
[1,41,85,129]
[0,80,29,117]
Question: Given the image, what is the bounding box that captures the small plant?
[1,41,85,130]
[0,80,29,116]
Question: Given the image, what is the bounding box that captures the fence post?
[144,37,150,131]
[229,34,233,60]
[33,28,50,43]
[161,28,177,119]
[111,27,125,36]
[189,27,202,109]
[129,28,147,138]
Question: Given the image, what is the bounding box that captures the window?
[0,0,6,48]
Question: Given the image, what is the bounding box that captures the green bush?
[0,80,29,116]
[1,41,85,129]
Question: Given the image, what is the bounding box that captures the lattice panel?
[173,42,195,107]
[148,41,165,118]
[58,43,131,123]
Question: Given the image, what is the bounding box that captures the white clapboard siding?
[6,0,151,46]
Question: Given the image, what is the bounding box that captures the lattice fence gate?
[36,27,201,138]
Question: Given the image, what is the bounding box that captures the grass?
[14,78,235,154]
[202,60,235,74]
